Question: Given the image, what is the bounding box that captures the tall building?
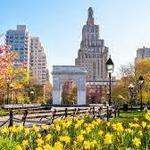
[5,25,30,70]
[75,7,108,81]
[135,47,150,62]
[5,25,49,85]
[30,37,48,85]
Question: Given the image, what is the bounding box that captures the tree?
[135,59,150,103]
[0,44,30,104]
[112,59,150,104]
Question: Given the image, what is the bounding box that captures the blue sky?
[1,0,150,77]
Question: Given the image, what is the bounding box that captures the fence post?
[114,108,116,118]
[65,108,68,117]
[107,106,109,121]
[73,108,77,116]
[98,107,102,118]
[22,110,28,126]
[117,107,120,117]
[92,107,95,118]
[9,109,13,127]
[52,109,56,123]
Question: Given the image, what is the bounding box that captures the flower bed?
[0,111,150,150]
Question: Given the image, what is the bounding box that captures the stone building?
[75,7,108,81]
[30,37,48,85]
[135,47,150,62]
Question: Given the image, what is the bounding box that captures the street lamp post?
[6,78,11,104]
[138,76,144,111]
[43,84,46,103]
[106,57,114,106]
[30,89,35,102]
[6,77,14,104]
[128,83,134,106]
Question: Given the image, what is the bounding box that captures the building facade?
[135,47,150,62]
[6,25,30,70]
[5,25,49,85]
[30,37,48,85]
[75,7,108,81]
[86,81,110,104]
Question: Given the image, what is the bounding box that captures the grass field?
[112,111,146,123]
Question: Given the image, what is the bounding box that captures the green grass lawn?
[111,111,146,123]
[0,109,9,116]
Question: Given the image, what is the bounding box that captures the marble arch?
[52,66,87,105]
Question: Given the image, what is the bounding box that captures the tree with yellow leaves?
[112,58,150,104]
[0,44,30,104]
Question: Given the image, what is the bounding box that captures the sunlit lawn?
[112,111,146,123]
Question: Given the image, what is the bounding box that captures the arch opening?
[61,80,77,105]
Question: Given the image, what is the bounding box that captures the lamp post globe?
[128,83,134,90]
[106,57,114,106]
[138,76,144,85]
[30,90,35,102]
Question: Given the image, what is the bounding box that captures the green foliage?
[0,111,150,149]
[112,59,150,104]
[0,109,8,116]
[111,111,145,123]
[0,137,16,150]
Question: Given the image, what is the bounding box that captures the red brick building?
[86,81,108,104]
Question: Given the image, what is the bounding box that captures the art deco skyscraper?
[75,7,108,81]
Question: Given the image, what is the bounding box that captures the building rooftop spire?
[87,7,94,25]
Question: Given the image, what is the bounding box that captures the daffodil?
[83,141,91,149]
[90,140,97,148]
[76,134,84,142]
[55,125,61,131]
[104,133,113,144]
[43,144,52,150]
[53,141,63,150]
[0,127,9,134]
[132,137,141,147]
[59,135,70,143]
[45,134,52,142]
[22,140,29,149]
[15,145,23,150]
[141,121,147,128]
[36,138,44,146]
[125,128,133,134]
[145,111,150,121]
[112,123,123,132]
[35,147,43,150]
[41,125,49,130]
[98,130,103,136]
[33,124,39,132]
[24,127,30,135]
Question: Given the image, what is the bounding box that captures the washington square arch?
[52,66,87,105]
